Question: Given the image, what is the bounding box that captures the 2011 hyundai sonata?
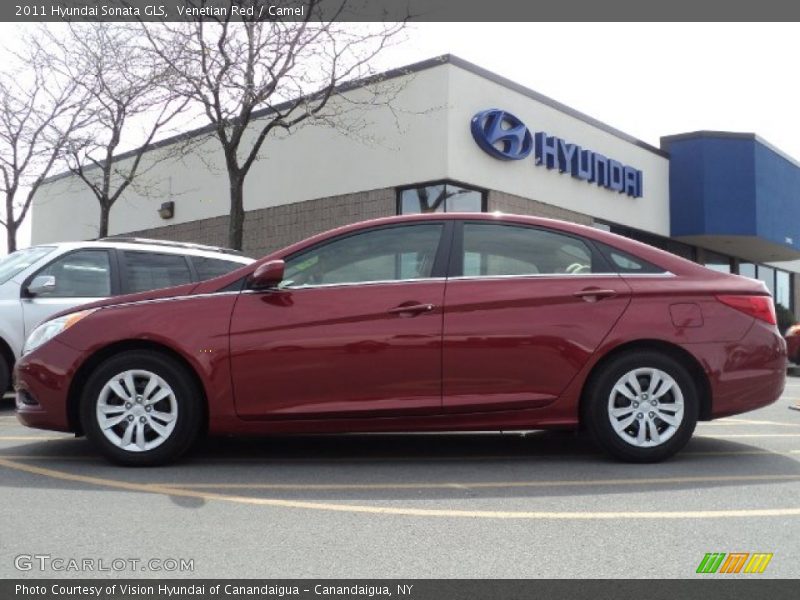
[14,213,786,465]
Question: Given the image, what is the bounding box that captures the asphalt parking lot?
[1,377,799,580]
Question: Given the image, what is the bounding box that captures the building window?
[738,262,756,278]
[703,250,732,274]
[606,223,695,261]
[776,270,792,311]
[737,262,793,313]
[397,181,485,214]
[757,265,776,297]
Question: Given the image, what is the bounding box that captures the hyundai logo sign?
[470,109,533,161]
[470,108,643,198]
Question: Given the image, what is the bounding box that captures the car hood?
[48,282,201,321]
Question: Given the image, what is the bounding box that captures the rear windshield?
[0,246,57,285]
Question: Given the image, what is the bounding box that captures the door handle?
[573,288,617,302]
[388,303,435,316]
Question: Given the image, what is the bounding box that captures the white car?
[0,238,253,393]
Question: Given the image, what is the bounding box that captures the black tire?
[582,351,699,463]
[80,350,203,466]
[0,357,10,396]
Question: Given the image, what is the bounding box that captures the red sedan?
[14,213,786,465]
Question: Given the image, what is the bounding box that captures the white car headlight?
[23,309,96,355]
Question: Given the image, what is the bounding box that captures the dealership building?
[32,55,800,315]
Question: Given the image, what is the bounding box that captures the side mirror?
[26,275,56,296]
[249,260,285,289]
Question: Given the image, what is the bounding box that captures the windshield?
[0,246,57,285]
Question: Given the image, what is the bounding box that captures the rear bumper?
[14,340,82,433]
[696,321,787,419]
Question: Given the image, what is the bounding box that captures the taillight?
[716,295,776,325]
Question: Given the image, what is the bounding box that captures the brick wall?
[488,190,593,225]
[121,188,604,259]
[121,188,396,258]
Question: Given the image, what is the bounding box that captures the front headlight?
[23,309,96,355]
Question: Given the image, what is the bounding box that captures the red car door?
[442,221,631,412]
[229,222,449,419]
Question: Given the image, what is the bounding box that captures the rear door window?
[460,223,603,277]
[122,251,193,293]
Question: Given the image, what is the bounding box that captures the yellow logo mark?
[743,553,773,574]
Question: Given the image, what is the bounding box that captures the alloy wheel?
[606,367,684,448]
[95,369,178,452]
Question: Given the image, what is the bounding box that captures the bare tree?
[144,0,406,250]
[0,41,89,253]
[407,186,474,213]
[38,24,189,238]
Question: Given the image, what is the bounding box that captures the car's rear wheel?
[80,351,203,466]
[583,351,699,462]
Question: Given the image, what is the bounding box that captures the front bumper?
[14,339,84,433]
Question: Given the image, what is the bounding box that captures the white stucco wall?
[446,65,671,236]
[31,65,452,244]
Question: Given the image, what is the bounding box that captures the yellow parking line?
[0,457,799,520]
[171,473,800,491]
[0,436,72,441]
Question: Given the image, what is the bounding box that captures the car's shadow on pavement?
[1,427,799,504]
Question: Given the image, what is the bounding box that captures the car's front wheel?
[80,350,203,466]
[583,351,699,462]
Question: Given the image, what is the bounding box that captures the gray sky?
[2,21,799,252]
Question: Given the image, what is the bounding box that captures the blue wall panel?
[667,138,708,237]
[666,133,800,253]
[754,142,800,248]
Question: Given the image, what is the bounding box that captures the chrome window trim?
[242,277,447,292]
[447,272,674,282]
[186,291,245,299]
[240,272,676,291]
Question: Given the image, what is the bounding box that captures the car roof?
[30,239,253,263]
